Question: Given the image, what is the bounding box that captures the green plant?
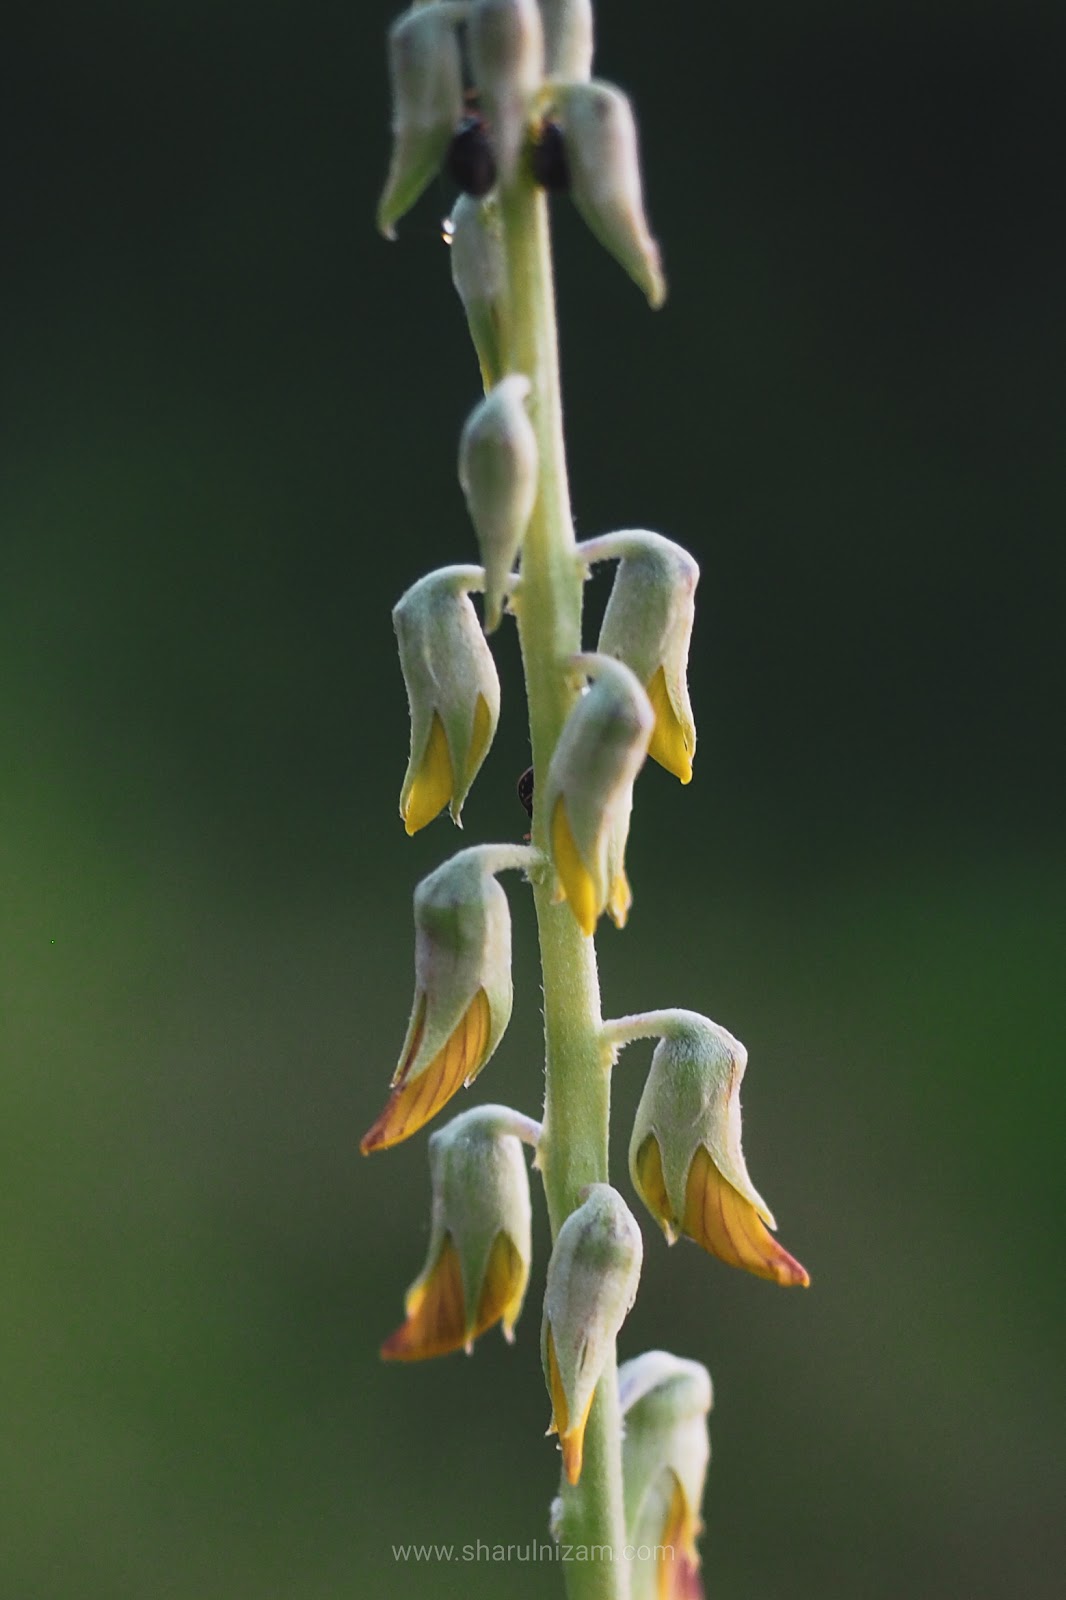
[364,4,809,1595]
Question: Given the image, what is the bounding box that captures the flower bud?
[469,0,544,181]
[619,1351,712,1600]
[377,3,467,240]
[544,654,653,936]
[382,1105,534,1360]
[554,81,665,308]
[458,374,538,632]
[542,1184,643,1484]
[361,844,531,1154]
[448,194,510,391]
[583,531,699,784]
[628,1012,809,1287]
[540,0,594,82]
[393,566,501,834]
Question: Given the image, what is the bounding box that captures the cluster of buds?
[369,1,809,1587]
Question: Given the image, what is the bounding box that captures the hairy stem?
[498,168,630,1598]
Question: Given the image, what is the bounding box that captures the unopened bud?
[469,0,545,181]
[382,1104,535,1360]
[540,0,594,82]
[582,530,698,783]
[449,195,510,391]
[619,1350,712,1600]
[543,654,653,935]
[627,1011,810,1287]
[361,844,533,1154]
[458,374,538,631]
[394,566,500,835]
[377,2,467,240]
[554,81,665,308]
[542,1184,643,1484]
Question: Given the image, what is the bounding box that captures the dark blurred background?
[3,2,1063,1596]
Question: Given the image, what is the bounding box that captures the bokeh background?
[4,2,1063,1596]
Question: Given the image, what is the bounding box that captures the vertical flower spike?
[361,844,533,1154]
[540,0,594,81]
[393,566,501,834]
[541,1184,643,1485]
[580,530,699,784]
[543,654,654,935]
[458,374,538,631]
[553,81,665,307]
[619,1351,713,1600]
[468,0,545,183]
[619,1011,810,1286]
[377,2,467,239]
[449,195,510,392]
[382,1104,538,1361]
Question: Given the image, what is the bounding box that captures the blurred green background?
[4,2,1063,1596]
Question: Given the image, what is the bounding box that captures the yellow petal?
[360,989,491,1154]
[551,796,600,937]
[380,1228,526,1362]
[645,665,693,784]
[546,1326,597,1485]
[633,1133,680,1244]
[402,711,454,834]
[607,867,632,929]
[465,692,494,779]
[682,1145,810,1287]
[659,1472,703,1600]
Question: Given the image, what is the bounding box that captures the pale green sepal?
[619,1351,712,1546]
[449,195,510,391]
[554,81,665,307]
[393,565,501,827]
[458,374,538,631]
[398,844,534,1090]
[413,1105,534,1339]
[469,0,545,182]
[627,1012,776,1230]
[540,0,594,82]
[378,2,468,239]
[542,653,653,915]
[541,1183,643,1435]
[581,530,698,777]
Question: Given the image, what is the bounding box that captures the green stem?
[499,171,630,1599]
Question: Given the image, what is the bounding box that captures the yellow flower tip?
[381,1237,468,1361]
[551,796,600,936]
[359,989,491,1155]
[607,869,632,930]
[633,1133,681,1245]
[401,712,454,834]
[477,1231,527,1344]
[661,1474,704,1598]
[645,666,694,784]
[546,1328,596,1486]
[683,1145,810,1287]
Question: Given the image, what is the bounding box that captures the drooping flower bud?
[361,844,533,1154]
[619,1351,712,1600]
[448,194,510,392]
[554,81,665,308]
[468,0,545,182]
[382,1104,538,1360]
[377,3,467,240]
[621,1011,809,1286]
[543,654,653,936]
[458,374,538,631]
[540,0,594,82]
[541,1184,643,1484]
[393,566,500,835]
[581,530,699,784]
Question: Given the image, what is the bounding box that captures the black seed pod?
[447,116,498,198]
[531,121,570,192]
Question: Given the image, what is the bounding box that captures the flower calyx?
[377,2,469,240]
[619,1350,712,1600]
[458,374,538,632]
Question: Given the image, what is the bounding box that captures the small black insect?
[447,115,497,198]
[517,765,535,820]
[531,121,570,193]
